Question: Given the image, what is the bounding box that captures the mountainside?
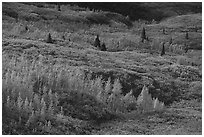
[2,2,202,135]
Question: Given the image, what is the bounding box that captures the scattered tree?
[25,25,28,31]
[46,33,53,43]
[153,98,165,111]
[57,4,61,11]
[137,85,165,113]
[94,35,100,48]
[184,43,189,53]
[185,32,189,39]
[62,35,65,41]
[137,85,154,112]
[100,43,107,51]
[160,42,165,56]
[146,36,149,41]
[141,27,146,43]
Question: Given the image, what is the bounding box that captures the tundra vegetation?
[2,2,202,135]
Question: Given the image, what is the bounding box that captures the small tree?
[100,43,107,51]
[25,25,28,31]
[108,79,123,112]
[185,32,189,40]
[153,98,165,111]
[46,33,53,43]
[160,42,165,56]
[94,35,100,48]
[141,27,146,43]
[184,43,189,53]
[57,4,61,11]
[62,35,65,41]
[137,85,154,113]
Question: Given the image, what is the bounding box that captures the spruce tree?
[137,85,154,113]
[57,4,61,11]
[185,32,189,39]
[101,43,107,51]
[46,33,53,43]
[184,43,188,53]
[141,27,146,43]
[62,35,65,41]
[94,35,100,48]
[160,42,165,56]
[25,25,28,31]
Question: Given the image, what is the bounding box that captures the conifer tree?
[6,96,11,108]
[108,79,123,112]
[94,35,100,48]
[25,111,35,127]
[153,98,165,111]
[141,27,146,43]
[62,35,65,41]
[184,43,189,53]
[137,85,154,113]
[101,43,107,51]
[185,32,189,39]
[46,33,53,43]
[105,78,112,94]
[57,4,61,11]
[17,92,23,110]
[25,25,28,31]
[160,42,165,56]
[23,97,29,112]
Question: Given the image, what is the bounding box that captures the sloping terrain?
[2,2,202,135]
[56,2,202,21]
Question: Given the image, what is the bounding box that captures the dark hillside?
[22,2,202,21]
[71,2,202,21]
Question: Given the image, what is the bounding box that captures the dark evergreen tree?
[146,36,149,41]
[57,4,61,11]
[62,35,65,41]
[141,27,146,43]
[185,32,189,39]
[46,33,53,43]
[160,42,165,56]
[94,35,100,48]
[184,43,189,53]
[25,25,28,31]
[100,43,107,51]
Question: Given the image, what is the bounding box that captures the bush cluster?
[2,53,165,134]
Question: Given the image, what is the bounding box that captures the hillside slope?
[2,2,202,135]
[72,2,202,21]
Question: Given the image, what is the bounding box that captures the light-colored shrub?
[137,85,154,112]
[153,98,165,111]
[137,85,165,113]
